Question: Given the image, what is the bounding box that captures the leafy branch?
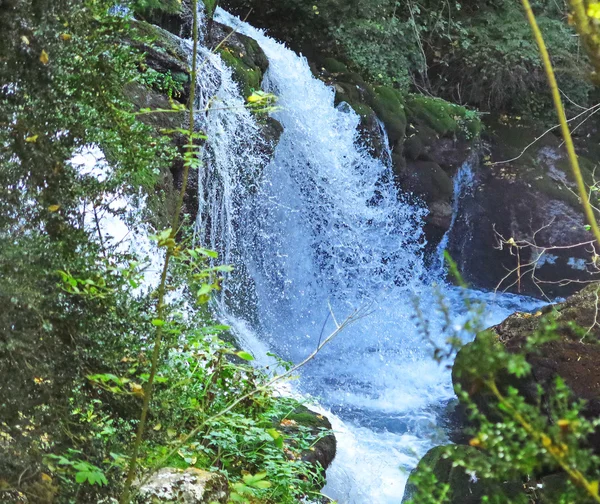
[119,0,202,501]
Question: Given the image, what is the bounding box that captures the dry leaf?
[39,50,49,65]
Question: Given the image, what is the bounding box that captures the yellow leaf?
[48,205,60,212]
[25,135,38,143]
[21,35,30,45]
[59,33,72,41]
[130,382,144,398]
[469,437,482,447]
[33,377,44,384]
[39,50,49,65]
[41,473,52,483]
[153,423,162,431]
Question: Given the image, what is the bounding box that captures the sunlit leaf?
[236,351,254,361]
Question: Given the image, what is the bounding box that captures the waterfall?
[186,9,542,503]
[436,161,475,273]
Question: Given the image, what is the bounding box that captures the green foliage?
[228,0,591,115]
[0,1,327,503]
[46,451,109,488]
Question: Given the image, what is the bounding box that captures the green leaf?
[75,471,89,484]
[196,248,218,258]
[236,351,254,361]
[266,428,284,448]
[151,318,165,327]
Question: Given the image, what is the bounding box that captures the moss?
[405,94,482,139]
[219,49,263,99]
[369,86,406,145]
[323,57,348,73]
[347,101,373,118]
[287,410,327,428]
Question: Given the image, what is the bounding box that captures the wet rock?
[279,406,337,472]
[446,119,596,299]
[210,22,269,99]
[135,0,194,38]
[123,83,187,137]
[427,200,453,231]
[400,161,453,204]
[129,21,191,104]
[137,468,228,504]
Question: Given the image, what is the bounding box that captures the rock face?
[137,468,229,503]
[402,445,523,504]
[446,120,596,299]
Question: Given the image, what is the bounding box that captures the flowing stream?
[188,9,541,503]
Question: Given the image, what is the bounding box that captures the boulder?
[402,445,524,503]
[278,406,337,471]
[137,468,228,504]
[446,119,596,299]
[453,283,600,445]
[129,21,192,104]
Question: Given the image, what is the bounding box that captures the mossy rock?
[347,101,374,119]
[132,20,189,64]
[405,95,481,138]
[211,22,269,100]
[322,57,348,73]
[219,48,263,98]
[276,405,336,473]
[453,284,600,452]
[134,0,193,38]
[368,85,406,145]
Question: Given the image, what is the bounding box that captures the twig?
[521,0,600,248]
[491,103,600,166]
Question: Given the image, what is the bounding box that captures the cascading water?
[191,9,541,502]
[436,161,475,274]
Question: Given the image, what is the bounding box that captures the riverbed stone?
[137,468,228,503]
